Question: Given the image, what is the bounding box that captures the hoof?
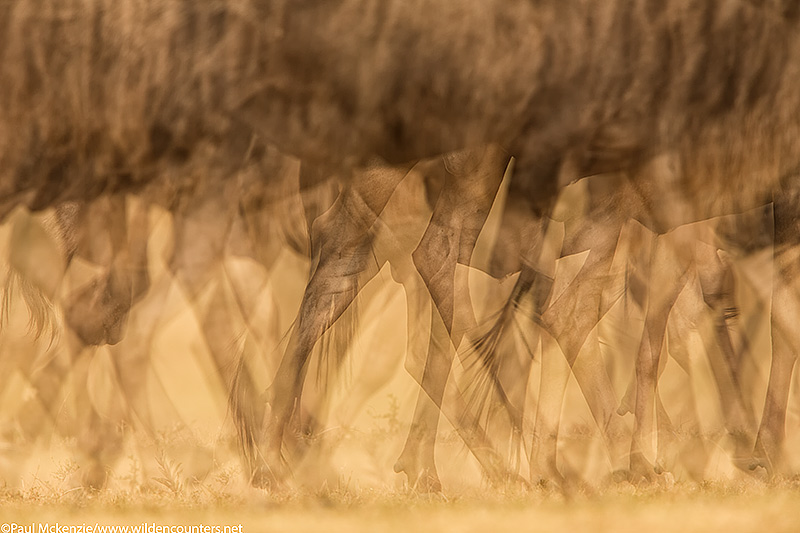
[628,452,659,484]
[80,462,108,490]
[394,458,442,493]
[611,469,629,484]
[250,463,290,491]
[529,455,566,490]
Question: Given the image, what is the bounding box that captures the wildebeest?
[2,0,800,489]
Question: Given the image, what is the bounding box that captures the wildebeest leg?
[319,168,436,441]
[285,165,353,439]
[364,168,451,491]
[524,172,641,485]
[619,266,709,478]
[528,331,570,486]
[629,234,693,482]
[394,271,522,489]
[481,236,557,485]
[235,161,401,484]
[748,186,800,476]
[644,261,742,477]
[258,164,409,488]
[660,287,713,480]
[538,229,630,483]
[753,243,800,475]
[460,159,568,486]
[393,303,450,492]
[694,237,759,466]
[458,173,555,482]
[396,146,509,488]
[490,265,551,478]
[227,155,344,474]
[384,215,511,490]
[367,170,445,490]
[412,146,508,338]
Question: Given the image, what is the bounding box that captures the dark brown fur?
[2,1,798,217]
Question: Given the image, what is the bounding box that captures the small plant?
[154,451,184,495]
[213,463,241,490]
[369,394,401,435]
[52,459,80,484]
[119,453,142,493]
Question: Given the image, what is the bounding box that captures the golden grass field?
[1,482,800,533]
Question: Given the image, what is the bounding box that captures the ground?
[0,482,799,533]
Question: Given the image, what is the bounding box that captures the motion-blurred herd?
[0,0,799,491]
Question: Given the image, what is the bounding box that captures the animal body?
[1,0,800,490]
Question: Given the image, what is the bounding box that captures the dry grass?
[0,480,799,533]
